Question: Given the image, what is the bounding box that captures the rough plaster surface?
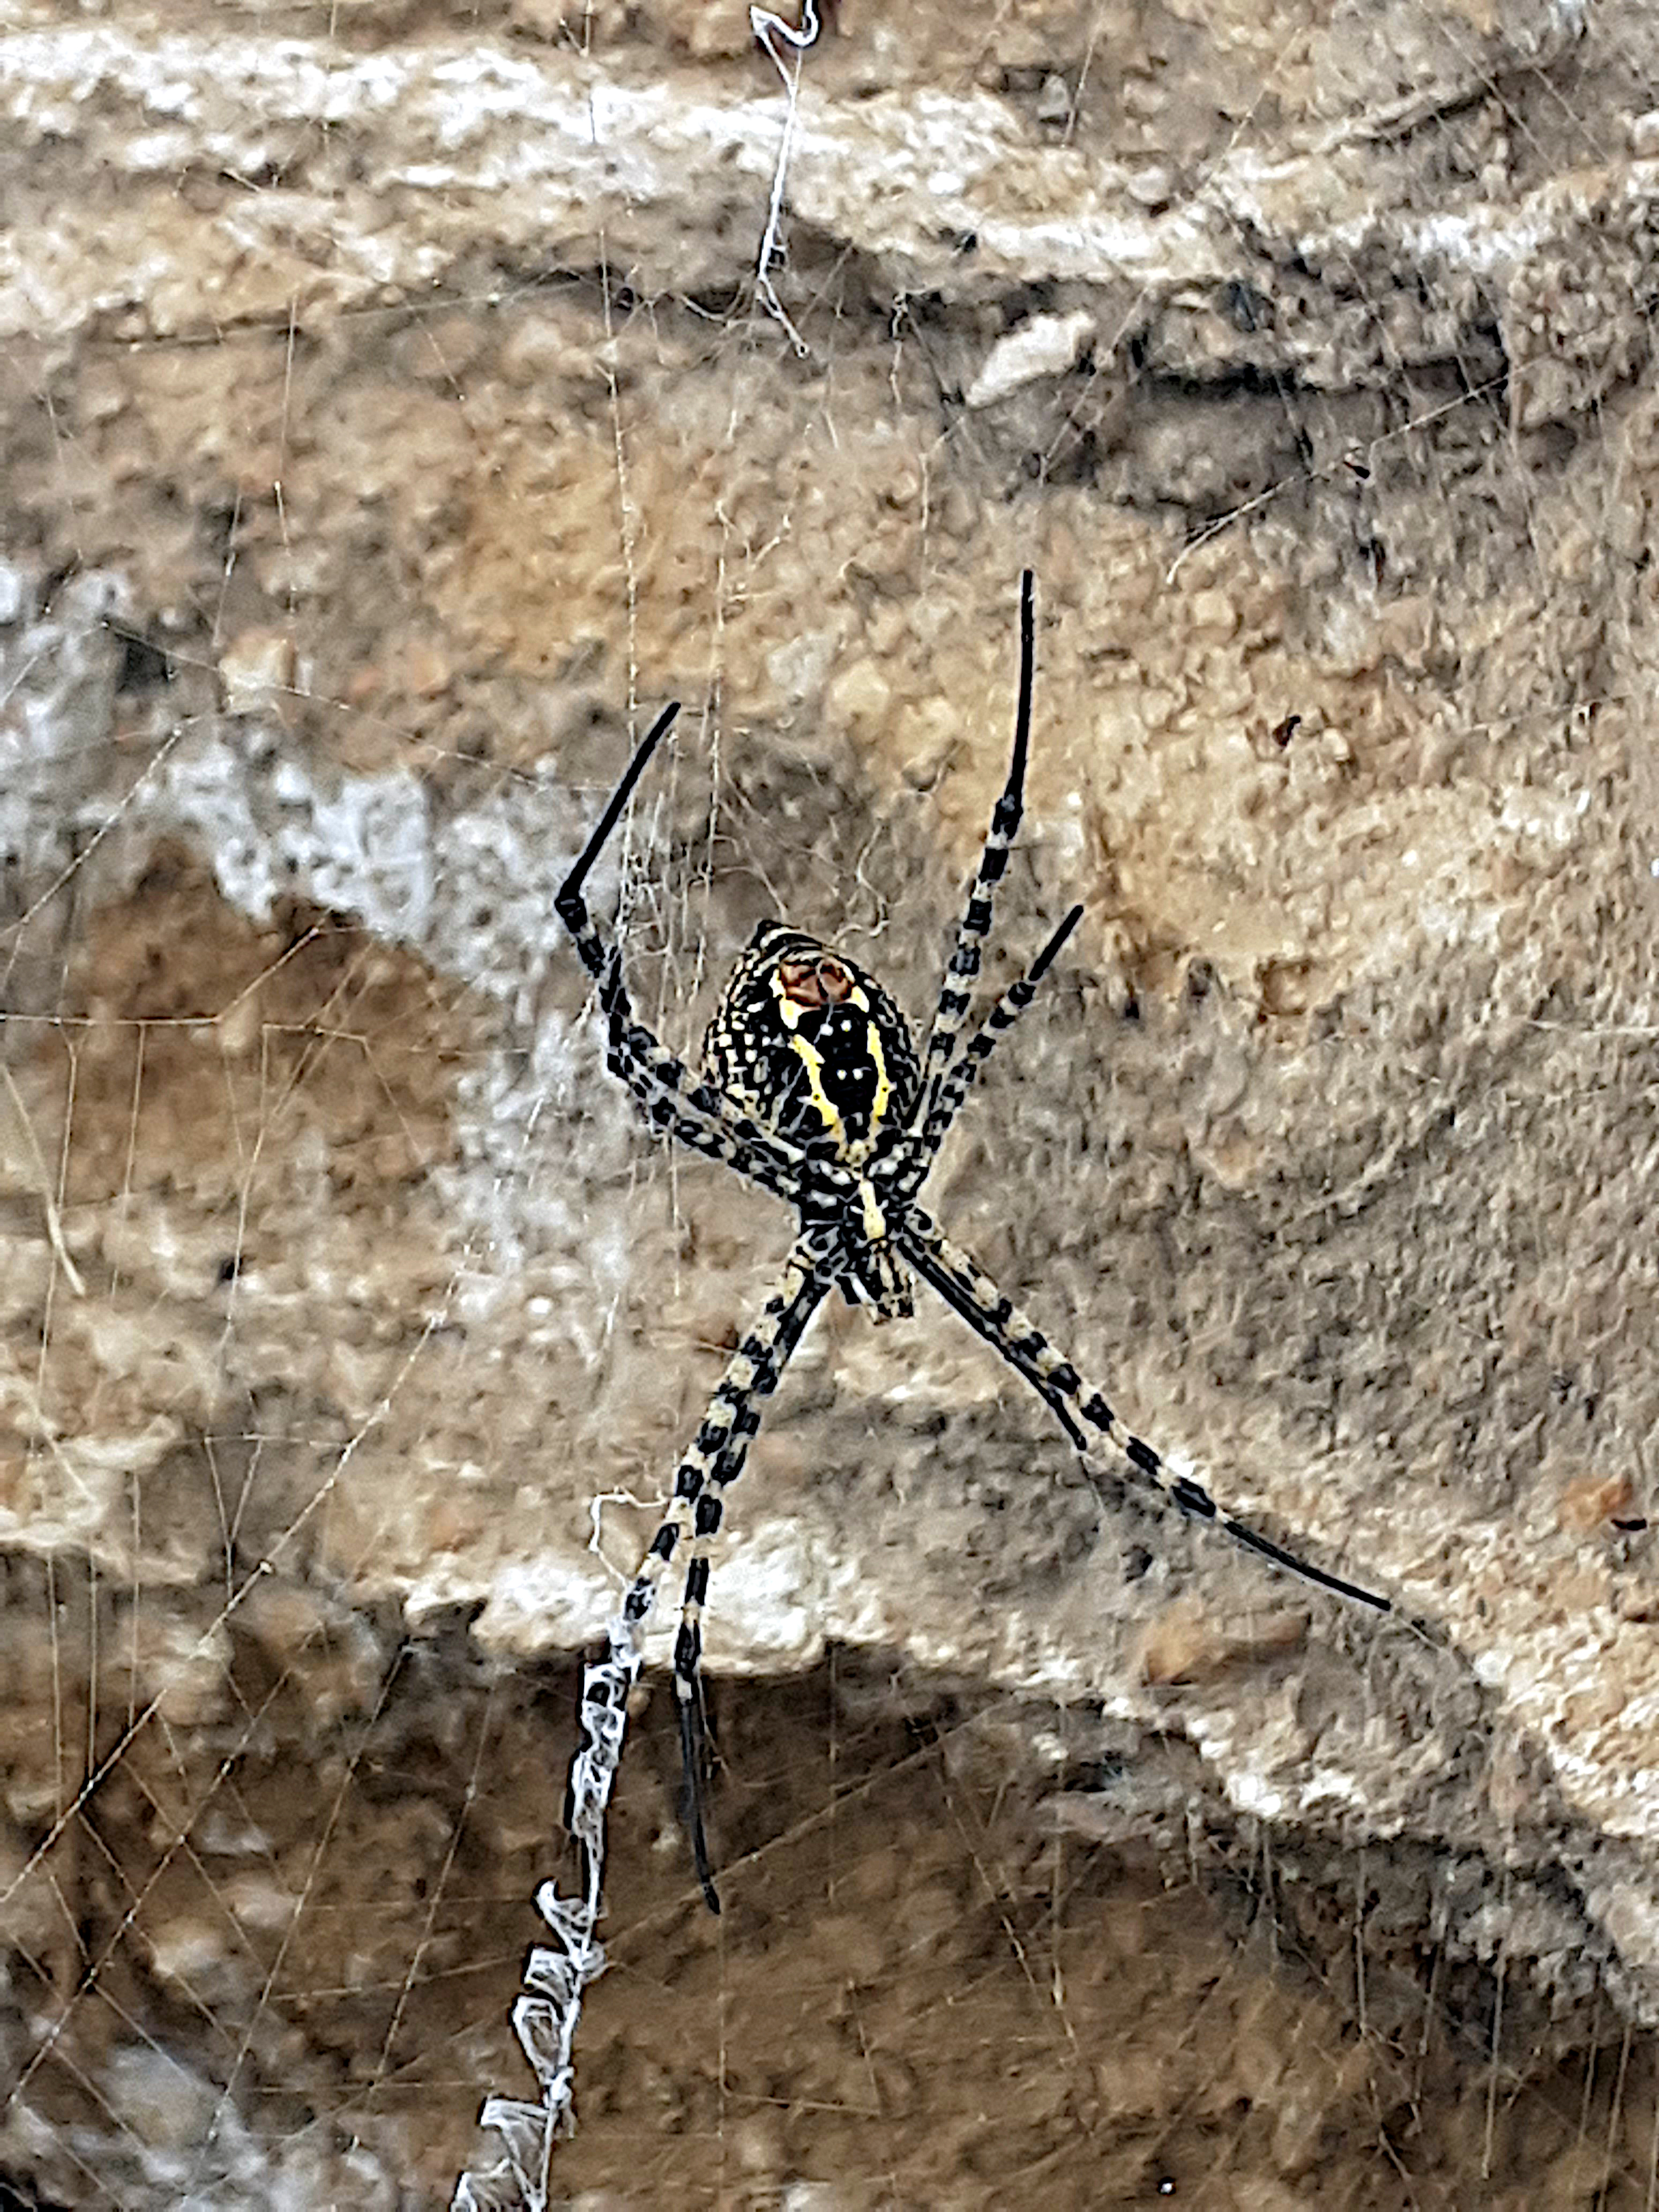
[6,0,1659,2201]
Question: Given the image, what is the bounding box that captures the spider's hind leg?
[897,1206,1390,1613]
[612,1245,830,1910]
[674,1635,721,1910]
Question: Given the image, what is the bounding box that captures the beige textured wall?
[6,0,1659,2201]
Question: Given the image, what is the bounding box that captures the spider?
[555,573,1389,1910]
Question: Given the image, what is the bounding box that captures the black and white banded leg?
[597,953,813,1200]
[920,569,1036,1109]
[616,1245,831,1908]
[897,1205,1389,1612]
[556,705,813,1205]
[908,901,1083,1172]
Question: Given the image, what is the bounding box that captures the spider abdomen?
[703,921,921,1167]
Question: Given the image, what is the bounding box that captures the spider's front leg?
[612,1240,831,1910]
[556,704,811,1208]
[897,1204,1389,1612]
[895,900,1083,1190]
[919,569,1037,1110]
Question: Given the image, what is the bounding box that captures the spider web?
[4,0,1659,2204]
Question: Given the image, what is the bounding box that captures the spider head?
[703,921,921,1169]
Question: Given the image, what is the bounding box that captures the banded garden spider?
[555,573,1389,1910]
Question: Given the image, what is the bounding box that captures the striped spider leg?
[895,1204,1391,1612]
[903,899,1083,1172]
[614,1243,832,1911]
[917,566,1037,1114]
[555,703,819,1208]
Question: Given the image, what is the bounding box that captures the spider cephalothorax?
[555,572,1389,1912]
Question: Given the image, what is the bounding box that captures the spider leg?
[920,570,1036,1112]
[898,1205,1390,1612]
[614,1243,831,1910]
[556,701,683,966]
[556,707,818,1206]
[904,902,1083,1180]
[598,953,814,1205]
